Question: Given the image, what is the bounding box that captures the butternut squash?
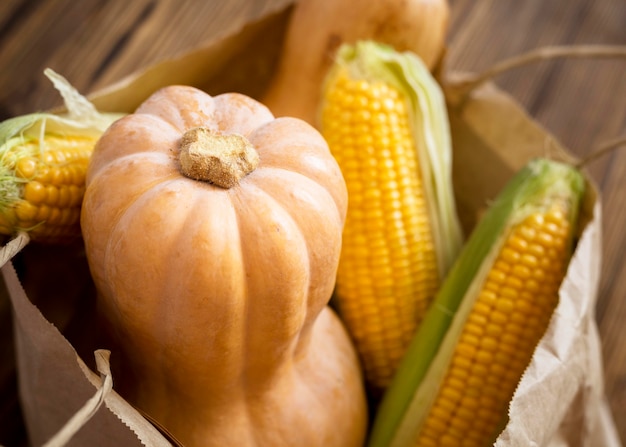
[262,0,450,125]
[81,86,368,447]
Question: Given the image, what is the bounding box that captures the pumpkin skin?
[81,86,367,447]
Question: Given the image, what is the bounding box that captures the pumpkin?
[81,86,368,447]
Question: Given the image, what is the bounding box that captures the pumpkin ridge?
[96,151,177,183]
[248,169,343,281]
[212,92,275,138]
[99,171,181,271]
[254,164,346,227]
[163,188,250,387]
[101,177,199,288]
[83,152,177,297]
[86,114,181,181]
[246,118,347,224]
[229,183,309,375]
[101,177,190,323]
[220,185,254,395]
[135,85,218,133]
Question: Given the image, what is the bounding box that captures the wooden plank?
[0,0,292,116]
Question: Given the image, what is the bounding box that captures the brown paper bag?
[0,2,621,446]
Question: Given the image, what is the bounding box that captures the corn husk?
[325,40,463,278]
[367,158,586,447]
[0,70,124,241]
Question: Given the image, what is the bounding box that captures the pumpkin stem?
[179,127,259,188]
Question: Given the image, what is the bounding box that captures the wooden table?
[0,0,624,445]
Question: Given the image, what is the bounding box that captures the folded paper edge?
[2,260,172,447]
[76,351,174,447]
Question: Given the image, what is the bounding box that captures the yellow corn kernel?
[0,134,95,243]
[413,202,572,447]
[321,68,439,394]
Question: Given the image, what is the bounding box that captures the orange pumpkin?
[81,86,367,447]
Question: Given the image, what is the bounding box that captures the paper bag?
[0,2,621,446]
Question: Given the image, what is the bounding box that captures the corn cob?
[0,69,122,244]
[0,133,96,243]
[320,41,463,395]
[368,158,586,447]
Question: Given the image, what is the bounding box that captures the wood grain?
[0,0,624,445]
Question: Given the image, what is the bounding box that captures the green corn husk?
[367,157,586,447]
[0,69,123,144]
[0,69,124,243]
